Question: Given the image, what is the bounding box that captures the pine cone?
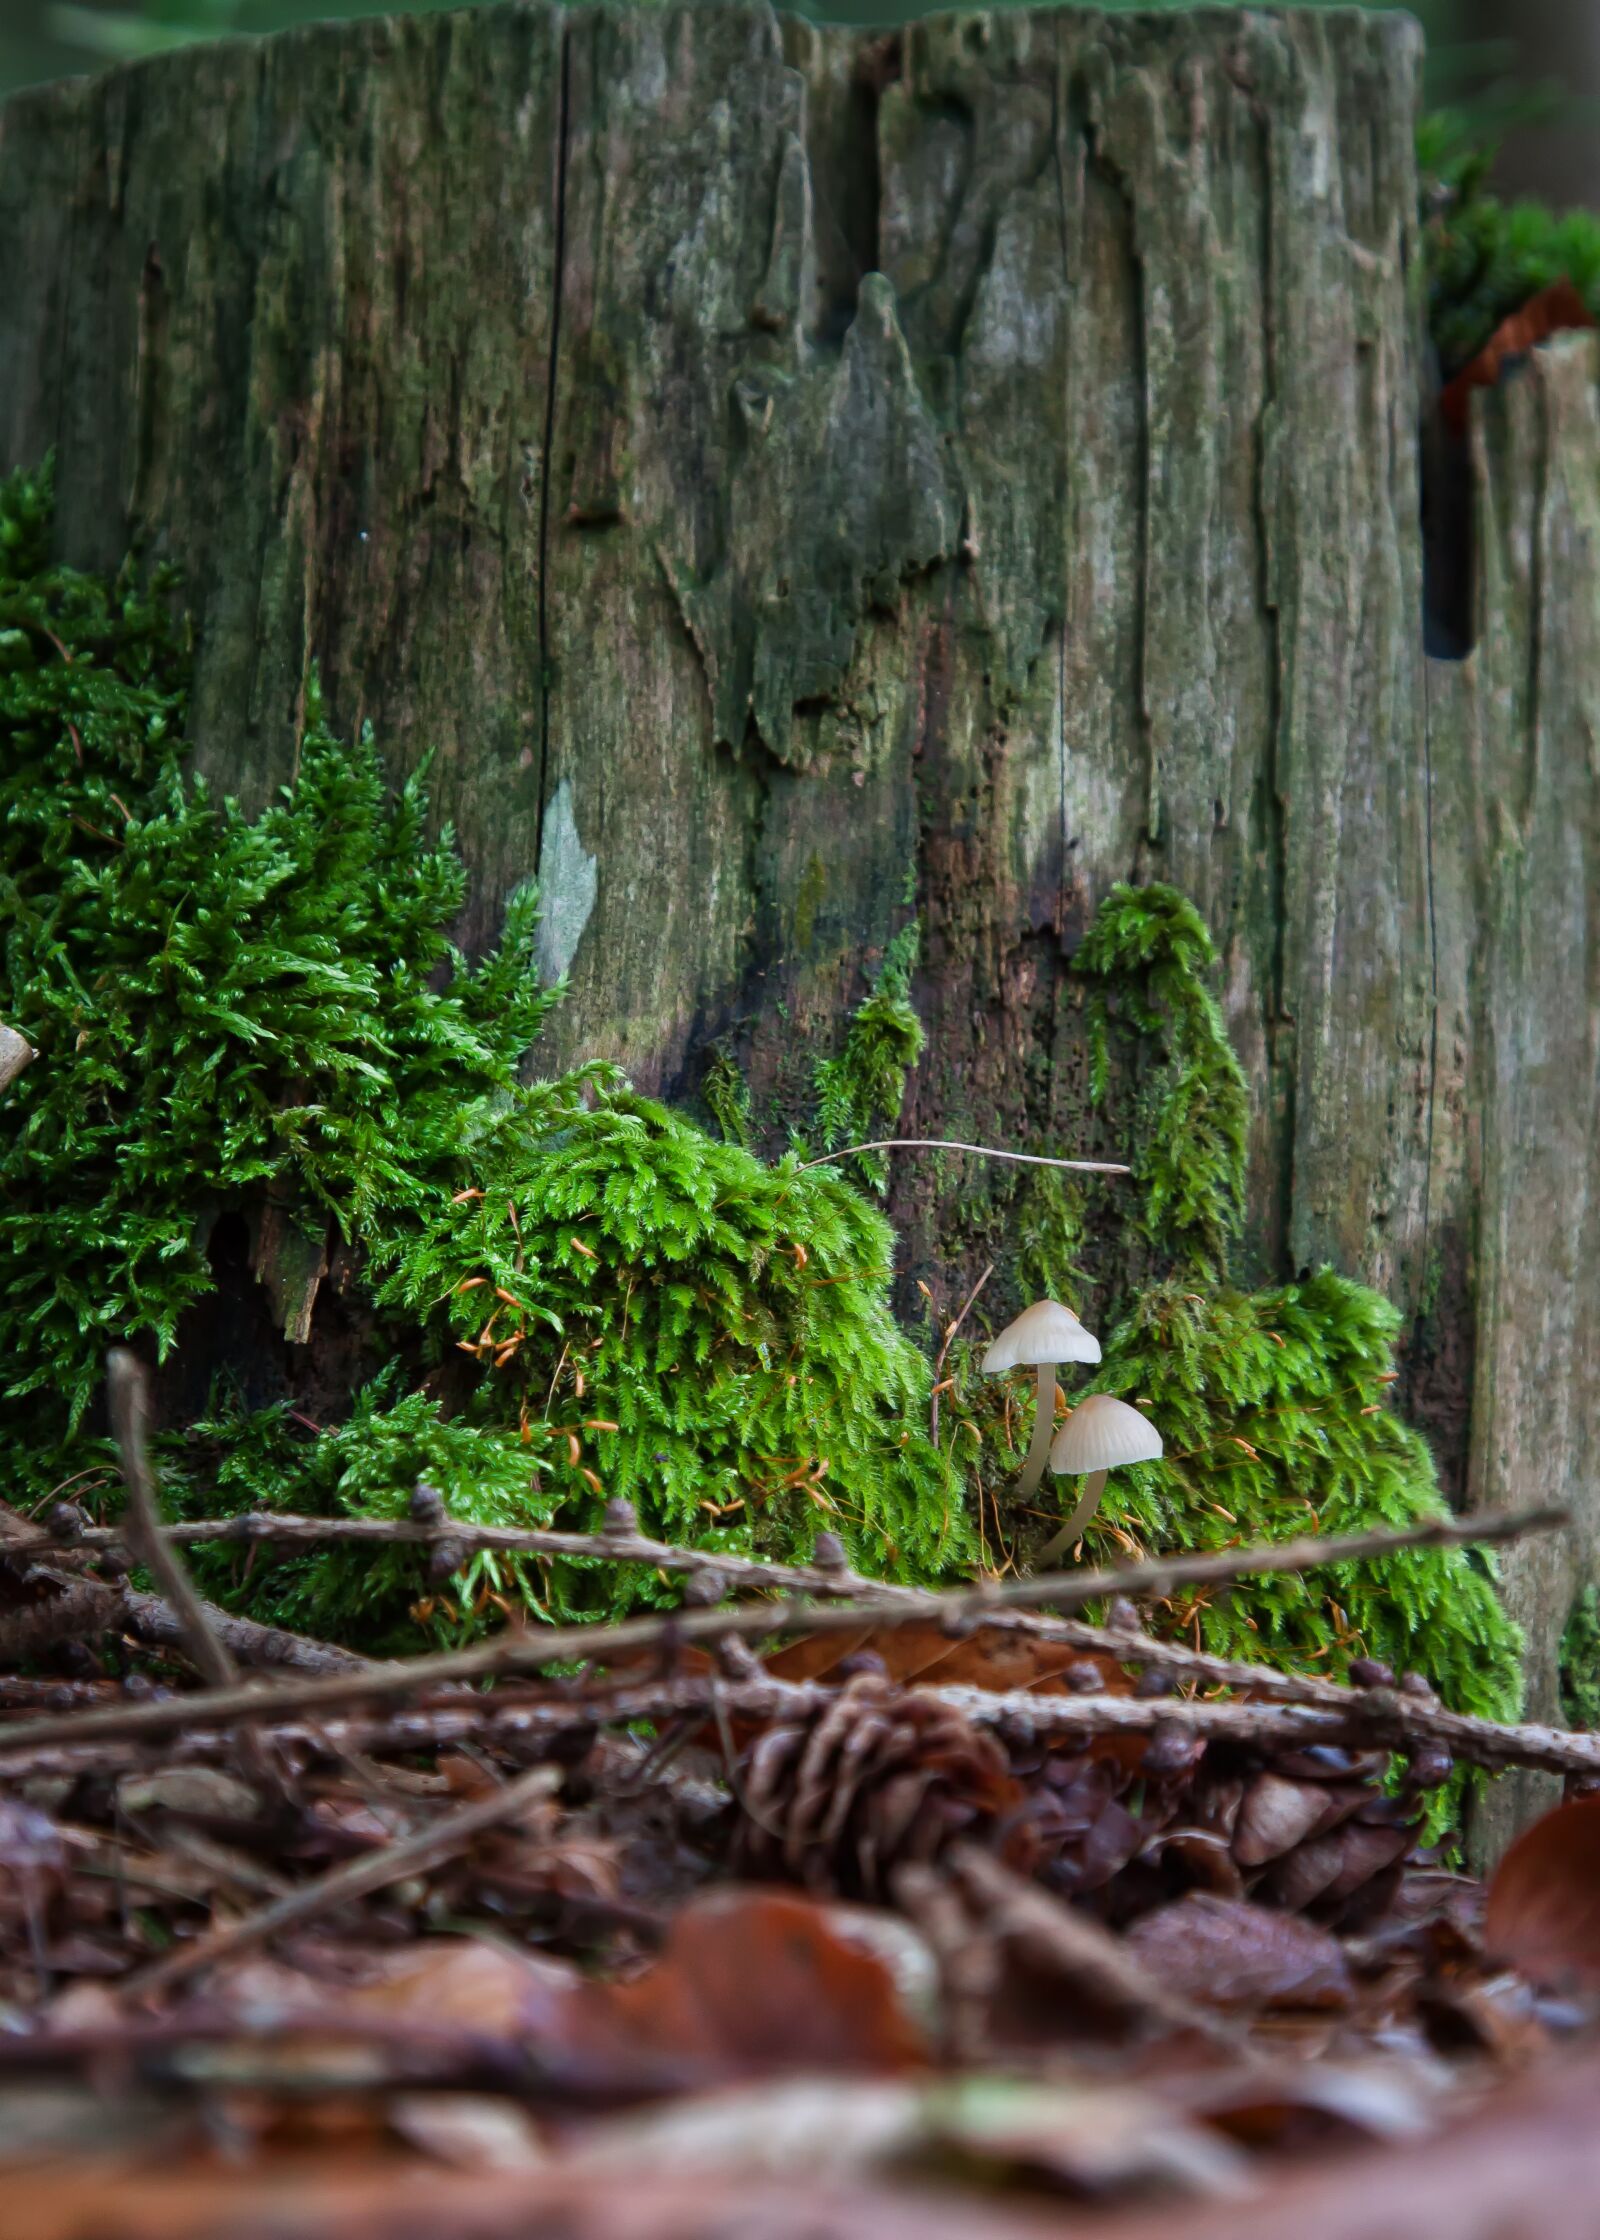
[734,1673,1024,1898]
[1230,1752,1416,1924]
[1040,1736,1422,1926]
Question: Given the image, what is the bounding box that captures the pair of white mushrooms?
[982,1299,1162,1567]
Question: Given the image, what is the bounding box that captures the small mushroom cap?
[1049,1392,1163,1475]
[982,1299,1101,1372]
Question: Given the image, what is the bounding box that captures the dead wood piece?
[0,1577,125,1662]
[119,1586,369,1675]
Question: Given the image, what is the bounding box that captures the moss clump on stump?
[963,882,1523,1820]
[0,463,965,1645]
[1419,112,1600,377]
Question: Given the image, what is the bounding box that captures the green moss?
[701,1045,753,1149]
[1420,111,1600,377]
[959,880,1522,1834]
[0,462,966,1642]
[1560,1586,1600,1731]
[811,919,925,1192]
[1074,882,1249,1282]
[793,850,826,956]
[1012,1165,1090,1317]
[1091,1278,1520,1715]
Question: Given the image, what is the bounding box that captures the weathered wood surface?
[1423,334,1600,1846]
[1,5,1597,1813]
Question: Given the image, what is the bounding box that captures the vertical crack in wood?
[534,13,574,878]
[1051,15,1072,934]
[1079,100,1155,860]
[1520,370,1550,837]
[1415,627,1444,1384]
[53,67,91,480]
[1252,78,1293,1277]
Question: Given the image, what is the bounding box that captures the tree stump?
[2,5,1597,1852]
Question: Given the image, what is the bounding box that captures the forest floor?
[1,1366,1599,2240]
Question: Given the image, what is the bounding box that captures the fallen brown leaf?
[1484,1797,1600,1987]
[1123,1894,1353,2011]
[335,1888,931,2090]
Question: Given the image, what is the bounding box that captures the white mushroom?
[0,1023,35,1098]
[1036,1392,1163,1567]
[982,1299,1101,1502]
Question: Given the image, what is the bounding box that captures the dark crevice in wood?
[1420,406,1476,661]
[1250,83,1293,1285]
[1413,612,1446,1466]
[1080,125,1154,856]
[811,36,895,351]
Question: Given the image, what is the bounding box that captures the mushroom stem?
[1036,1468,1110,1569]
[1015,1361,1059,1501]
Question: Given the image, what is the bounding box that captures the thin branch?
[1019,1615,1362,1705]
[78,1510,896,1600]
[74,1510,1439,1708]
[799,1138,1130,1175]
[0,1661,1584,1781]
[122,1764,560,1998]
[106,1350,237,1691]
[0,1503,1567,1757]
[6,1655,1598,1789]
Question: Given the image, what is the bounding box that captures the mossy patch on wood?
[948,883,1523,1834]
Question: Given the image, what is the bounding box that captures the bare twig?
[72,1507,1452,1709]
[0,1502,1567,1758]
[106,1351,238,1691]
[4,1656,1600,1784]
[798,1138,1130,1175]
[78,1510,895,1602]
[122,1763,561,1998]
[92,1504,1360,1697]
[931,1260,995,1445]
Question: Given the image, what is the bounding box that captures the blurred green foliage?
[1421,108,1600,371]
